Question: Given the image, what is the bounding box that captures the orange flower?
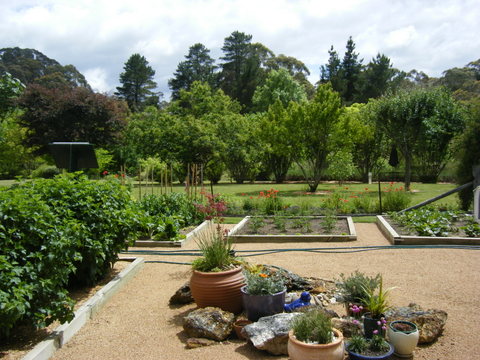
[259,273,268,278]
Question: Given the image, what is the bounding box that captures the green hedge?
[0,174,138,337]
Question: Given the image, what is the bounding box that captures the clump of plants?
[273,216,287,232]
[191,227,239,272]
[347,333,390,357]
[249,216,265,232]
[390,208,459,236]
[243,267,285,295]
[361,276,395,319]
[382,183,411,212]
[322,209,337,233]
[259,188,283,215]
[291,310,334,344]
[338,271,381,304]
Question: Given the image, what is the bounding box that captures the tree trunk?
[404,154,412,191]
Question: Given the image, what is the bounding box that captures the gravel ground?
[49,223,480,360]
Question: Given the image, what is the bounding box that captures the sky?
[1,0,479,98]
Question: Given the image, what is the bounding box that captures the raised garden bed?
[134,220,210,247]
[377,214,480,245]
[228,216,356,243]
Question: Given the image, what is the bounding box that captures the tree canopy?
[116,53,157,112]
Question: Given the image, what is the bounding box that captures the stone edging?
[22,257,145,360]
[134,220,210,247]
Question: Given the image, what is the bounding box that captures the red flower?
[102,170,108,175]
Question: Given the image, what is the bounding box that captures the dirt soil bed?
[235,216,350,235]
[385,216,474,238]
[4,224,480,360]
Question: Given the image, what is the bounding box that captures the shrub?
[338,271,381,304]
[30,164,60,178]
[382,183,410,212]
[191,227,237,272]
[291,310,333,344]
[243,270,285,295]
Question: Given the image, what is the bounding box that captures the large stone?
[183,307,235,341]
[169,282,193,305]
[242,312,302,355]
[385,303,448,344]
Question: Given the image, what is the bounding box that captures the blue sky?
[1,0,478,98]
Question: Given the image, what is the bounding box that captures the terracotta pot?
[190,266,245,313]
[387,320,419,358]
[233,319,252,340]
[241,286,286,321]
[287,328,344,360]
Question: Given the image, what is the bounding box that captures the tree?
[252,68,307,112]
[374,88,463,190]
[0,72,24,118]
[219,31,273,112]
[116,54,157,112]
[0,47,91,89]
[456,99,480,209]
[217,114,262,183]
[18,84,128,154]
[347,103,388,182]
[168,43,217,100]
[265,54,314,97]
[289,83,344,192]
[342,36,363,104]
[320,45,343,93]
[356,54,397,102]
[257,100,297,183]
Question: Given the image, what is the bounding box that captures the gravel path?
[51,223,480,360]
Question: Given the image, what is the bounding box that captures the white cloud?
[0,0,479,96]
[83,67,111,93]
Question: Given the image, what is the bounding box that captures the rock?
[294,305,339,319]
[186,337,217,349]
[310,285,327,294]
[242,313,303,355]
[331,318,362,338]
[263,265,311,291]
[385,303,448,344]
[169,282,193,305]
[183,307,235,341]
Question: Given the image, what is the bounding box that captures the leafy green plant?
[291,310,333,344]
[361,276,395,319]
[462,218,480,237]
[390,208,459,236]
[322,209,337,233]
[348,334,368,354]
[347,334,390,355]
[273,216,287,232]
[382,183,410,212]
[191,227,238,272]
[259,188,283,215]
[369,333,390,352]
[249,216,265,232]
[338,271,381,304]
[243,270,285,295]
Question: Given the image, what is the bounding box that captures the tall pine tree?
[116,53,157,112]
[168,43,217,100]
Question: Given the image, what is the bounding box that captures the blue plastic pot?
[346,341,394,360]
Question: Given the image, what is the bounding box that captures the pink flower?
[373,330,379,335]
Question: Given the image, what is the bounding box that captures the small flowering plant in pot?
[241,266,286,321]
[361,276,395,339]
[346,332,394,360]
[288,310,344,360]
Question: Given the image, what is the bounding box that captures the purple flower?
[377,321,382,326]
[382,326,387,331]
[353,319,359,325]
[373,330,379,335]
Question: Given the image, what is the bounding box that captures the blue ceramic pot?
[346,341,394,360]
[241,286,286,321]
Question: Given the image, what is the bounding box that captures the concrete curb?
[22,257,144,360]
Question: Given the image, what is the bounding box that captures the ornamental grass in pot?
[288,310,344,360]
[190,225,244,313]
[241,265,286,321]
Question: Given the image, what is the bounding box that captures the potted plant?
[339,271,381,317]
[189,226,245,313]
[346,333,394,360]
[287,310,344,360]
[241,266,286,321]
[387,320,419,358]
[361,276,395,339]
